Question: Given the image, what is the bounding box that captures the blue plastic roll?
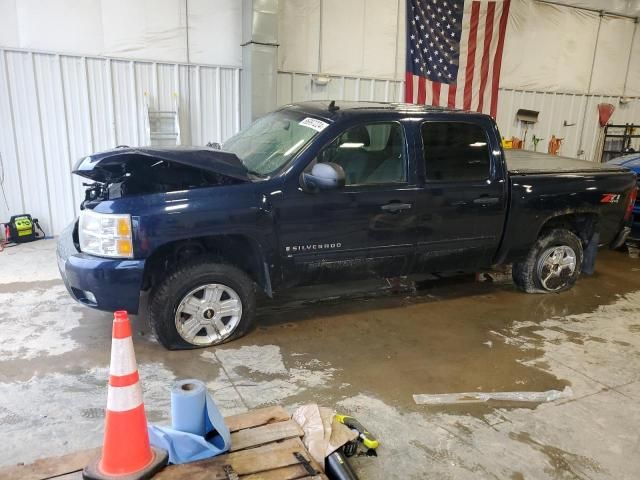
[171,379,207,436]
[148,379,231,464]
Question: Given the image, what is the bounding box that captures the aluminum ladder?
[144,93,181,146]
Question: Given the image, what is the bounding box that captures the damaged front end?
[73,146,252,208]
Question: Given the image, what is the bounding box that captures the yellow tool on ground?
[335,414,379,451]
[7,214,44,243]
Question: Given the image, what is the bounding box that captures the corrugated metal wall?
[277,71,404,104]
[277,70,640,162]
[496,89,640,161]
[0,48,241,236]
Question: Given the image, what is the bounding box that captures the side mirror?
[301,162,345,192]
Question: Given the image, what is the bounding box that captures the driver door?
[275,121,419,285]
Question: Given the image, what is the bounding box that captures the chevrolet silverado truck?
[57,101,637,350]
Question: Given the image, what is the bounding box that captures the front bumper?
[56,222,145,313]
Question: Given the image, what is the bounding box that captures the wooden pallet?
[0,406,327,480]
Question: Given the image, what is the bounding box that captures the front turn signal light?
[117,239,133,256]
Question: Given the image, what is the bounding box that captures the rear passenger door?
[412,120,507,272]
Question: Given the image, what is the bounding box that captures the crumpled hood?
[73,146,250,183]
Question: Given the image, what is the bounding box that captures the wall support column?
[241,0,279,127]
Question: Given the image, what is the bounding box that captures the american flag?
[405,0,511,117]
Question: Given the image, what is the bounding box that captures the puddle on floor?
[244,250,640,411]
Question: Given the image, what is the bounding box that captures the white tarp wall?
[279,0,405,80]
[277,0,405,104]
[278,0,640,158]
[0,0,242,66]
[501,0,639,96]
[0,0,242,236]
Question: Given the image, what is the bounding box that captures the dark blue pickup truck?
[57,101,637,349]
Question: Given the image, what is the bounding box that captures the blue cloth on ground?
[148,379,231,464]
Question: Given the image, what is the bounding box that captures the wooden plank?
[2,439,327,480]
[242,465,325,480]
[225,406,290,432]
[155,438,313,479]
[0,447,99,480]
[242,464,313,480]
[2,407,307,480]
[230,419,303,452]
[289,438,326,480]
[240,439,326,480]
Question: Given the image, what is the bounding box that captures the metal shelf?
[601,123,639,163]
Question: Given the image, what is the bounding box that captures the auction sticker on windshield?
[299,117,329,132]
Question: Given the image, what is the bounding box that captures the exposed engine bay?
[73,147,251,209]
[80,154,244,209]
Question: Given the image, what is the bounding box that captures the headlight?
[79,210,133,258]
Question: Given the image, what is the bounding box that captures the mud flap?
[582,232,599,276]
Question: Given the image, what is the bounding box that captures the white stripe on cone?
[107,383,143,412]
[109,337,138,377]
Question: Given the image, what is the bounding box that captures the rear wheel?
[513,229,583,293]
[149,259,255,350]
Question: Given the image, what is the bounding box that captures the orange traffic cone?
[84,311,168,480]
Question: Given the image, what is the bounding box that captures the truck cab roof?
[281,101,491,122]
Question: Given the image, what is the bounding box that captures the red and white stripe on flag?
[405,0,510,118]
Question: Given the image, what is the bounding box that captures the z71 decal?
[600,193,621,204]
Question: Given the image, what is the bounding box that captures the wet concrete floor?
[1,240,639,478]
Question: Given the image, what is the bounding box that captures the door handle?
[381,202,412,213]
[473,196,499,206]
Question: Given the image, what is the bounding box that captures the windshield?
[223,111,326,176]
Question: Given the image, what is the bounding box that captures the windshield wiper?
[246,169,266,178]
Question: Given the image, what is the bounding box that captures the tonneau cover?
[505,150,627,175]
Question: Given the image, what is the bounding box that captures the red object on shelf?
[598,103,615,127]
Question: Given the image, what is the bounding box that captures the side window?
[317,122,406,186]
[422,122,490,181]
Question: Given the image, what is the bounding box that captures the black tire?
[148,258,256,350]
[512,229,583,294]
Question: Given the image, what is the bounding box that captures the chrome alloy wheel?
[174,283,243,345]
[536,246,577,291]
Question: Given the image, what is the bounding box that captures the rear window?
[421,122,490,181]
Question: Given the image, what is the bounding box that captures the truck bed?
[505,150,627,175]
[497,149,636,265]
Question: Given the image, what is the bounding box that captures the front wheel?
[148,259,256,350]
[513,229,583,293]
